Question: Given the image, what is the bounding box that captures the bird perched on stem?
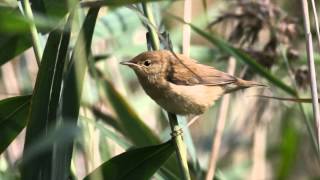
[120,50,264,115]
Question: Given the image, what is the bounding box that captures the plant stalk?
[301,0,320,152]
[142,3,160,51]
[168,112,191,180]
[205,57,236,180]
[310,0,320,50]
[141,2,190,179]
[21,0,42,66]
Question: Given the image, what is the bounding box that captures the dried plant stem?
[21,0,42,66]
[141,3,190,179]
[301,0,320,152]
[282,46,319,156]
[310,0,320,50]
[205,57,236,180]
[250,126,267,180]
[250,99,268,180]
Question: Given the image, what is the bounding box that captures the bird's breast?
[139,79,224,115]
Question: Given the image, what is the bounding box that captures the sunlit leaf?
[84,140,175,180]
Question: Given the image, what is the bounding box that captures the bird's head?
[120,50,170,79]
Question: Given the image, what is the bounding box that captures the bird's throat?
[137,74,168,92]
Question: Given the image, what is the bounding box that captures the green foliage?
[276,108,300,180]
[97,76,180,179]
[84,0,178,6]
[84,140,175,180]
[30,0,73,21]
[21,28,71,180]
[55,7,100,180]
[0,95,31,154]
[103,79,160,146]
[0,5,32,66]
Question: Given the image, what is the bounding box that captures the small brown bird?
[120,50,263,115]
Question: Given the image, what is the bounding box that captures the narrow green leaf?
[229,47,297,96]
[81,0,179,7]
[21,28,69,180]
[0,95,31,154]
[21,123,80,166]
[103,79,160,146]
[0,7,37,66]
[0,7,30,33]
[30,0,77,33]
[0,34,32,66]
[30,0,70,18]
[171,16,297,96]
[84,140,175,180]
[89,105,124,134]
[55,8,100,179]
[0,1,77,65]
[0,6,65,34]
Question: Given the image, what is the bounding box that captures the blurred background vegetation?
[0,0,320,179]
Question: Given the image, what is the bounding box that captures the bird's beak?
[120,61,139,68]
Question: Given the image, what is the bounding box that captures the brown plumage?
[120,50,263,115]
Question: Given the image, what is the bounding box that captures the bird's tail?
[224,78,266,94]
[235,78,266,88]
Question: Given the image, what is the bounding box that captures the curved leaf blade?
[0,6,32,65]
[103,79,160,146]
[84,140,175,180]
[21,27,70,179]
[0,95,31,154]
[55,8,101,180]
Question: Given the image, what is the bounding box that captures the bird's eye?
[143,60,151,66]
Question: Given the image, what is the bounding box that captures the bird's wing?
[167,56,237,86]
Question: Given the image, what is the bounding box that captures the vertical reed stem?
[141,3,160,51]
[21,0,42,66]
[301,0,320,152]
[205,57,236,180]
[168,113,191,180]
[142,3,191,179]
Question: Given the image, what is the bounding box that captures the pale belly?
[144,83,224,115]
